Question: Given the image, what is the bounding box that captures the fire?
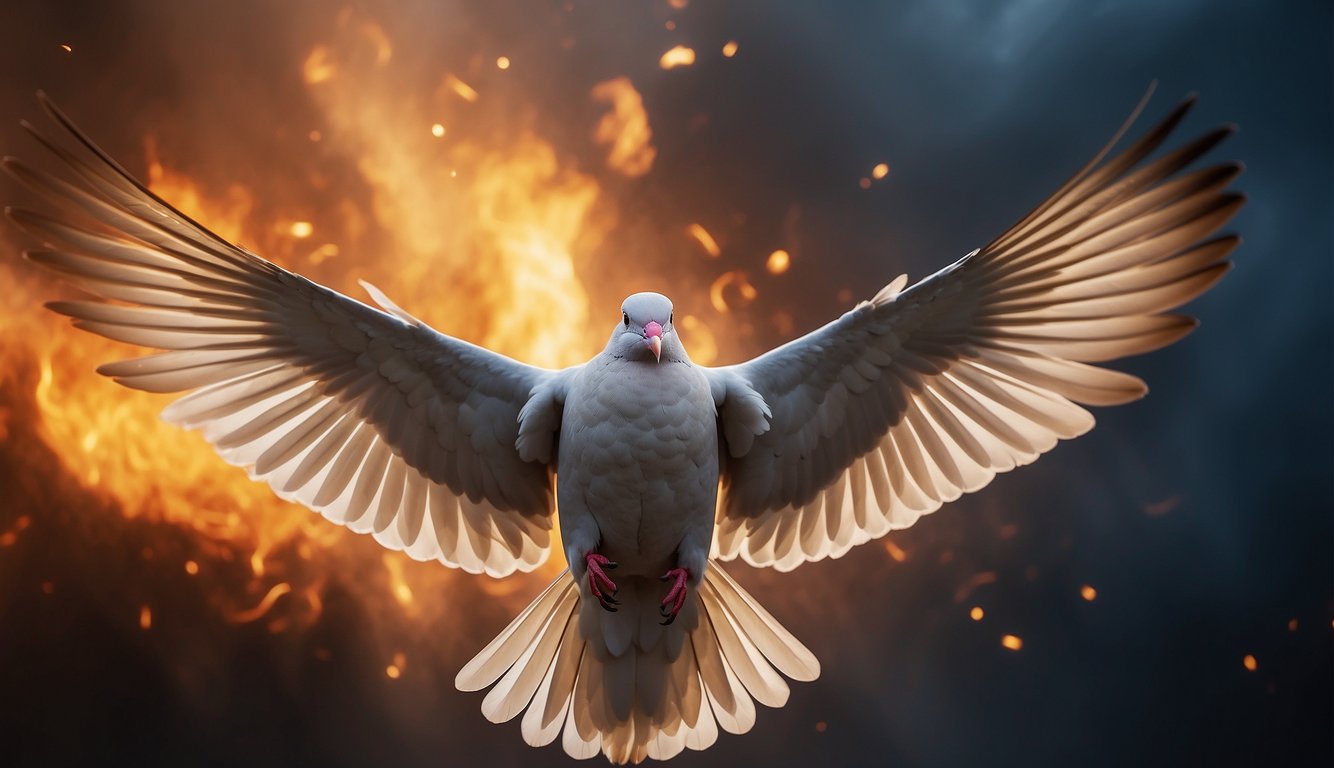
[686,223,721,258]
[766,249,791,275]
[591,77,656,178]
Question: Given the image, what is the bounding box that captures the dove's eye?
[669,312,673,324]
[623,312,629,327]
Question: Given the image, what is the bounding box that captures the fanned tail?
[456,563,819,764]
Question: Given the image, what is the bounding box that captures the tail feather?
[459,561,818,764]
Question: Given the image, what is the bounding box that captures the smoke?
[0,1,1329,766]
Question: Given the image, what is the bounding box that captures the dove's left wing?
[7,94,565,577]
[708,94,1241,572]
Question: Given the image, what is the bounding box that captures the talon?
[658,567,690,625]
[584,551,620,614]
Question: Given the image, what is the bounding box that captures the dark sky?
[0,1,1330,767]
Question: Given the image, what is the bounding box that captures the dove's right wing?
[709,92,1241,572]
[8,94,565,577]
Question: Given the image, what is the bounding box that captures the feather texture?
[9,93,563,577]
[710,93,1241,570]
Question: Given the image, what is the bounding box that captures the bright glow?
[139,605,152,630]
[184,560,199,575]
[445,73,480,102]
[970,606,984,621]
[883,540,907,563]
[431,123,446,138]
[709,270,758,313]
[766,249,791,275]
[289,221,314,238]
[60,44,72,53]
[872,162,890,179]
[590,77,656,177]
[1001,634,1023,651]
[1080,584,1097,601]
[659,45,696,70]
[722,41,738,58]
[1242,654,1257,671]
[496,55,511,70]
[687,223,721,258]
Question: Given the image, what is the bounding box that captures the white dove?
[7,89,1240,764]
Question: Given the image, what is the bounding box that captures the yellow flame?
[659,45,696,70]
[590,77,656,178]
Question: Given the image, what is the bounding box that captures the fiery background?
[0,1,1329,765]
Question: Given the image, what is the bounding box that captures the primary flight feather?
[8,88,1240,763]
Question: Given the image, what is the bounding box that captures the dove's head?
[613,292,679,364]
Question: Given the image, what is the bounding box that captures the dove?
[6,87,1241,764]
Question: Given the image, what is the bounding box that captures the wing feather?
[10,93,562,577]
[710,93,1241,570]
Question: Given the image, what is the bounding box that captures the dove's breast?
[557,359,718,577]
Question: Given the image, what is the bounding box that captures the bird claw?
[658,567,690,625]
[585,552,619,612]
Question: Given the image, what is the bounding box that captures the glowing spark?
[184,560,199,575]
[591,77,656,177]
[496,55,511,70]
[445,74,479,102]
[1001,634,1023,651]
[226,583,292,624]
[1242,654,1257,672]
[872,162,890,179]
[139,605,152,630]
[383,553,416,609]
[883,539,907,563]
[289,221,314,238]
[303,45,335,84]
[709,271,758,314]
[386,651,407,679]
[659,45,696,70]
[59,44,72,53]
[431,122,446,138]
[766,249,791,275]
[722,41,738,58]
[1080,584,1097,602]
[686,223,721,258]
[970,606,984,621]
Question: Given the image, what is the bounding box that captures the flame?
[591,77,656,178]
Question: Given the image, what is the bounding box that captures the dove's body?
[558,352,717,582]
[12,90,1240,764]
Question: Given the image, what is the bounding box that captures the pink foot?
[659,567,690,625]
[585,552,619,612]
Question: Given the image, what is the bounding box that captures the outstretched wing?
[7,94,562,577]
[708,92,1242,571]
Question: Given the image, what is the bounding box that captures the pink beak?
[644,321,663,363]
